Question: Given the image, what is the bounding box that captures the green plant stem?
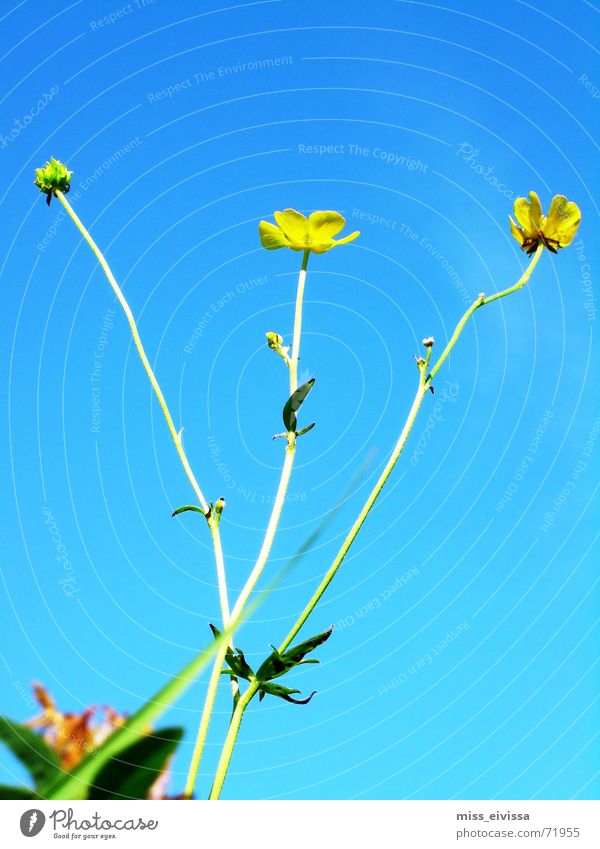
[228,248,309,620]
[183,249,310,798]
[429,244,543,381]
[209,681,258,800]
[207,245,545,798]
[54,190,232,630]
[289,249,309,393]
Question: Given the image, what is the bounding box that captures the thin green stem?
[183,638,229,799]
[56,191,210,514]
[184,250,310,798]
[429,245,543,381]
[280,245,544,652]
[209,682,258,800]
[289,249,309,393]
[279,377,429,653]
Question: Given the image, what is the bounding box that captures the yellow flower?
[510,192,581,255]
[259,209,359,254]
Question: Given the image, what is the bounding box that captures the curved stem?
[429,244,543,381]
[279,245,544,652]
[55,190,232,630]
[56,191,210,513]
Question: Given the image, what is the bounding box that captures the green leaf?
[0,717,61,789]
[40,502,340,800]
[255,626,333,683]
[282,378,315,432]
[210,625,254,681]
[171,505,204,517]
[296,422,316,438]
[91,727,183,800]
[282,626,334,666]
[258,683,317,705]
[0,784,38,799]
[41,628,232,799]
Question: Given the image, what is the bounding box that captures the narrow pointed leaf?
[282,378,315,432]
[210,626,253,680]
[283,626,334,665]
[296,422,316,438]
[171,505,204,517]
[259,683,317,704]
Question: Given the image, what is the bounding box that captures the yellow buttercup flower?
[510,192,581,255]
[259,209,359,254]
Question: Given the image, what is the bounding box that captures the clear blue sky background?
[0,1,598,800]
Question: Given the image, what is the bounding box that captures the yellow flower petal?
[509,216,525,245]
[513,198,532,233]
[274,209,309,246]
[528,191,542,230]
[308,211,346,240]
[543,195,581,247]
[332,230,360,247]
[513,192,541,235]
[259,220,290,250]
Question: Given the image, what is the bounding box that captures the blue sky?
[0,0,598,800]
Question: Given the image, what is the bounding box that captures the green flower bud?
[34,157,73,206]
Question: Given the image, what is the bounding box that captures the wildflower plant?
[0,157,580,800]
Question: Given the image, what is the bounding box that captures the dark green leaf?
[255,627,333,683]
[282,626,334,666]
[171,505,204,517]
[259,683,317,705]
[0,717,61,789]
[282,378,315,432]
[296,422,316,438]
[255,647,289,682]
[209,625,254,681]
[0,784,38,799]
[90,727,183,800]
